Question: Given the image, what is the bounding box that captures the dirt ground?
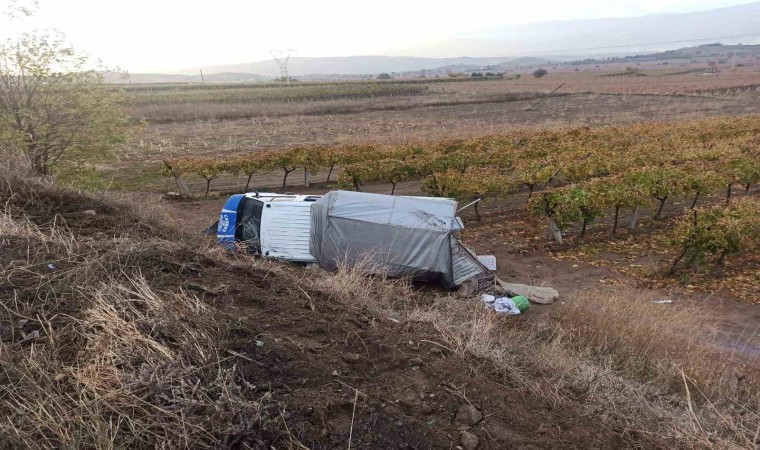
[157,179,760,362]
[211,260,630,448]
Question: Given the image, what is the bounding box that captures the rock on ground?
[460,431,480,450]
[453,404,483,428]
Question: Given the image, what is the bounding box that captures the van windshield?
[235,198,263,253]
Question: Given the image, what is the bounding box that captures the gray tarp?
[310,191,493,290]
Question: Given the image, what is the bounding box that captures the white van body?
[218,192,320,262]
[259,194,318,262]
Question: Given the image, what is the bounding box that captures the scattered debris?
[493,297,521,315]
[511,295,530,313]
[497,279,559,304]
[653,299,674,304]
[82,209,97,216]
[46,263,57,272]
[476,255,497,270]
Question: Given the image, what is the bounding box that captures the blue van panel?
[217,194,246,250]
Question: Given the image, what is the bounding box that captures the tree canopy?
[0,13,124,175]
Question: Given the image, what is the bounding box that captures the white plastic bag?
[493,297,521,315]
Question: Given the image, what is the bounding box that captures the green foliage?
[529,189,579,231]
[421,168,511,200]
[529,186,603,233]
[0,31,125,175]
[626,167,686,201]
[726,157,760,190]
[533,68,548,78]
[670,198,760,270]
[588,176,646,210]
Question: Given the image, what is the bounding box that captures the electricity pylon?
[270,49,295,84]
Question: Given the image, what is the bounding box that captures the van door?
[260,202,317,262]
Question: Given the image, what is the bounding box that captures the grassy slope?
[1,171,757,449]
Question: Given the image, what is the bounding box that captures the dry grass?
[309,261,760,449]
[0,171,278,448]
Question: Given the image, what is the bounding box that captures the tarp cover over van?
[309,191,493,290]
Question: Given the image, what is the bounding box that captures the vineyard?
[164,116,760,277]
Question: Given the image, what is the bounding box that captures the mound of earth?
[0,174,627,448]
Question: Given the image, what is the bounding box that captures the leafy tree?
[336,161,370,191]
[376,73,392,80]
[516,162,559,201]
[376,159,415,195]
[569,187,604,238]
[529,186,603,240]
[0,29,124,175]
[258,149,303,191]
[528,189,579,244]
[319,147,346,182]
[423,168,511,220]
[532,68,548,78]
[726,156,760,196]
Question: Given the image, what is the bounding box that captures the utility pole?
[199,69,205,84]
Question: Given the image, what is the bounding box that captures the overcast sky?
[1,0,755,72]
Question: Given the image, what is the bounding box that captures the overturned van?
[218,190,494,291]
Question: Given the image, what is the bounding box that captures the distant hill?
[395,2,760,58]
[565,43,760,65]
